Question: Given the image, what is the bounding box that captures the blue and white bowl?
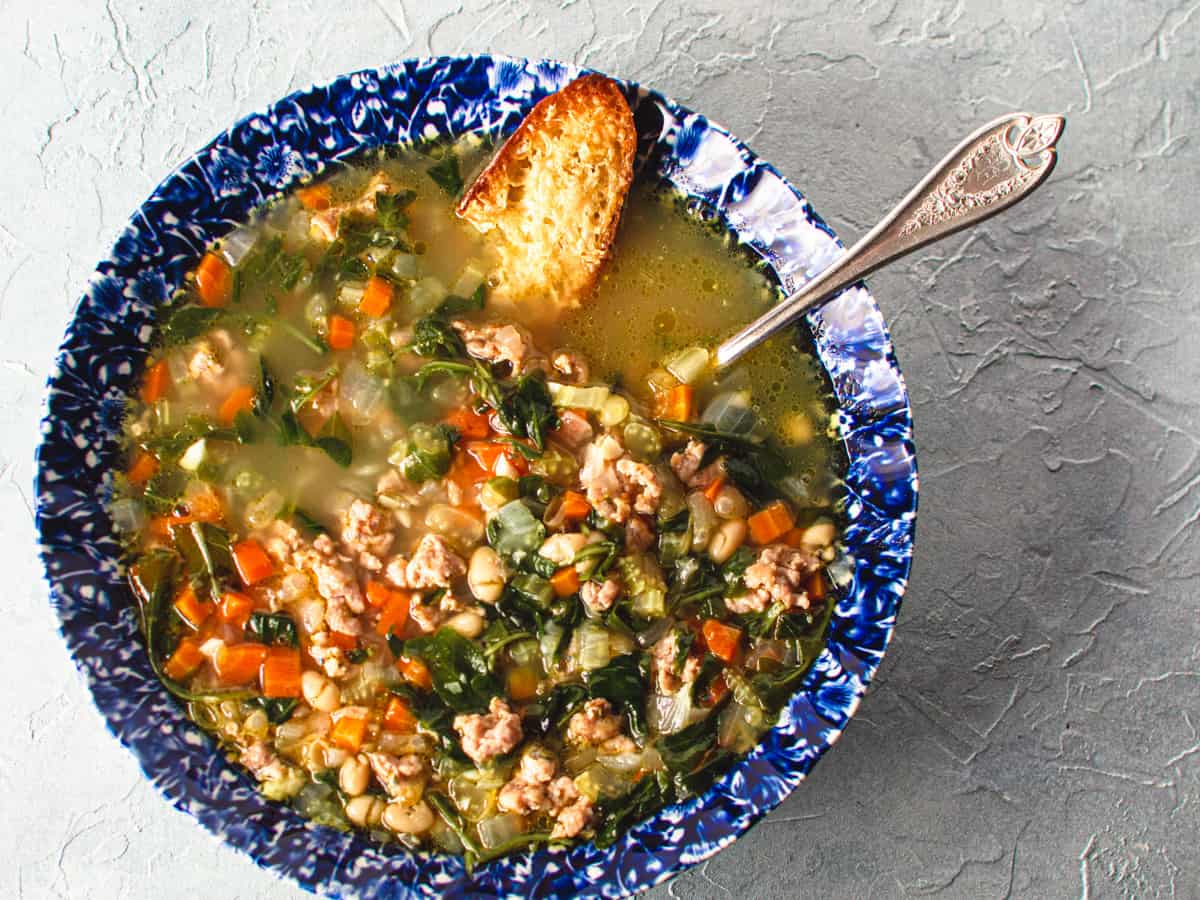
[34,55,917,898]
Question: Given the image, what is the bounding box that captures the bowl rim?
[33,53,917,898]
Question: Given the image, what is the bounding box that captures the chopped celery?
[547,382,611,411]
[662,346,711,385]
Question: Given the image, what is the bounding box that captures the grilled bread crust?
[457,75,637,312]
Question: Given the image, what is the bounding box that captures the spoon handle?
[713,112,1066,369]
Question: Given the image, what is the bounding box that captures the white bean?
[302,670,341,712]
[339,754,371,796]
[708,518,747,564]
[446,609,486,639]
[382,799,435,834]
[345,795,386,828]
[799,520,836,551]
[713,485,749,520]
[468,546,506,604]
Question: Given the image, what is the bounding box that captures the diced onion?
[244,490,286,530]
[648,688,693,735]
[576,622,612,671]
[717,701,766,753]
[449,774,495,822]
[337,281,366,311]
[450,262,486,298]
[219,226,258,266]
[477,813,524,849]
[109,498,146,533]
[563,745,598,775]
[577,763,633,799]
[548,382,611,411]
[179,438,207,472]
[662,346,711,385]
[540,622,565,668]
[598,751,648,773]
[701,390,757,434]
[338,361,387,424]
[389,253,419,280]
[409,276,447,316]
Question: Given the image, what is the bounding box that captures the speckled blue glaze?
[34,55,917,898]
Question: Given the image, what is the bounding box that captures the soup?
[112,139,841,863]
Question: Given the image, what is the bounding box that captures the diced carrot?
[261,647,302,698]
[174,583,214,629]
[328,314,355,350]
[365,581,392,608]
[218,385,256,426]
[445,406,491,440]
[330,709,369,752]
[559,490,591,523]
[550,566,581,598]
[701,619,743,663]
[375,589,412,637]
[324,630,360,651]
[807,570,828,602]
[214,642,269,685]
[664,384,695,422]
[359,275,394,318]
[747,500,795,546]
[140,359,170,404]
[781,527,806,549]
[127,451,159,487]
[702,473,727,505]
[382,696,417,734]
[232,539,274,586]
[396,655,432,691]
[507,666,539,701]
[448,449,489,490]
[296,182,332,211]
[195,252,232,307]
[465,441,528,477]
[217,591,255,628]
[164,636,205,681]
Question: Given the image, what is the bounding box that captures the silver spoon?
[714,112,1066,369]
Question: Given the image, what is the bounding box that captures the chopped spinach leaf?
[427,152,464,196]
[253,357,275,417]
[435,282,486,317]
[249,611,299,648]
[160,305,223,347]
[375,189,416,231]
[409,317,467,359]
[398,628,499,713]
[249,697,298,724]
[497,372,557,451]
[583,652,647,740]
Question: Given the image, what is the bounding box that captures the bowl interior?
[34,55,916,898]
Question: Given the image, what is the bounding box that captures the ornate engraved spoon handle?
[714,112,1066,369]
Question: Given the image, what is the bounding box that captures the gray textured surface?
[2,1,1197,897]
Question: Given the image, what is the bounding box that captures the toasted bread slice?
[457,74,636,312]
